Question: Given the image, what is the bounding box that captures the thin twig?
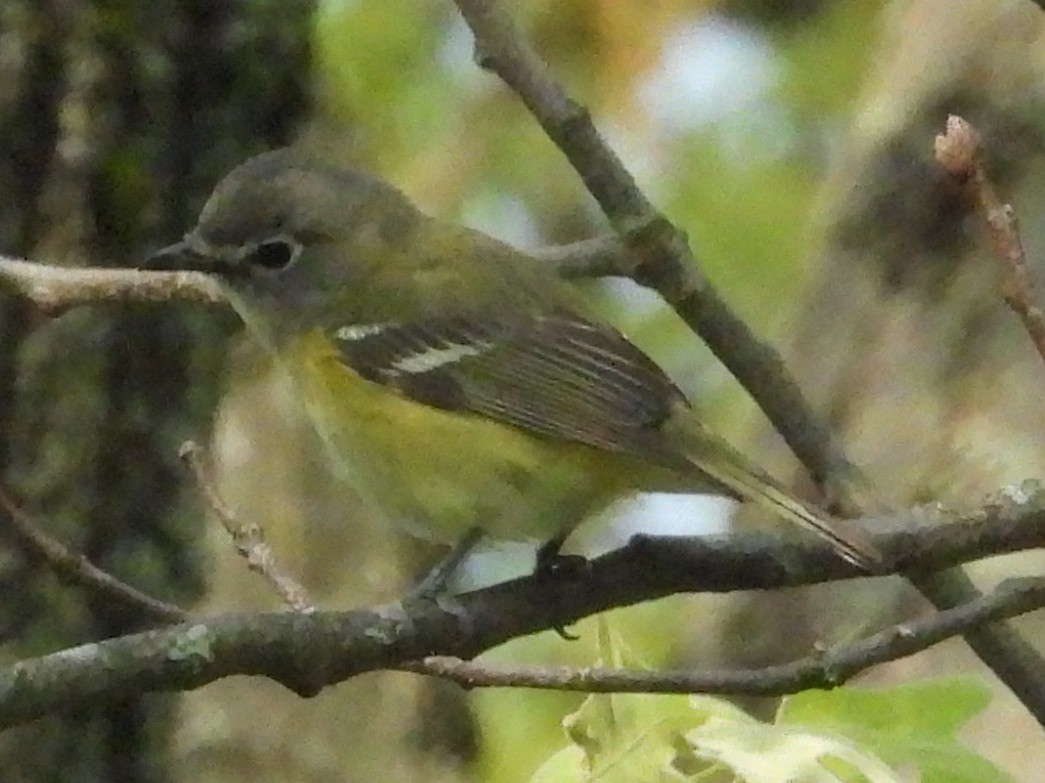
[401,575,1045,695]
[531,236,627,279]
[928,117,1045,726]
[2,244,630,309]
[179,441,315,613]
[935,114,1045,368]
[0,484,187,623]
[0,255,223,312]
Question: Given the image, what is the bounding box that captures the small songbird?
[149,148,881,572]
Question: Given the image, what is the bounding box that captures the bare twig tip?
[178,440,201,462]
[934,115,1045,369]
[934,114,981,177]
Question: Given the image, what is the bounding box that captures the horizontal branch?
[1,489,1042,728]
[404,575,1045,695]
[531,236,627,279]
[1,249,626,310]
[0,255,222,311]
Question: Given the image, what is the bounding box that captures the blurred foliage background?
[2,0,1045,781]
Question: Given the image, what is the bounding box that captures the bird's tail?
[670,417,884,572]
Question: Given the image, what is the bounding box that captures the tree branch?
[531,236,628,279]
[451,0,864,505]
[936,115,1045,368]
[403,576,1045,695]
[449,0,1045,728]
[0,490,1043,728]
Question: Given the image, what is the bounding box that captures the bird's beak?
[144,239,204,270]
[143,238,240,277]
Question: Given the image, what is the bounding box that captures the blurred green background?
[2,0,1044,781]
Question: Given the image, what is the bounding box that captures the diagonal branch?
[179,441,315,613]
[451,0,865,507]
[936,115,1045,368]
[449,0,1045,728]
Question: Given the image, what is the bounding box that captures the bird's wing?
[330,311,693,468]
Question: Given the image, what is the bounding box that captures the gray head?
[148,148,420,343]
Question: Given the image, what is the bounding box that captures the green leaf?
[526,631,1015,783]
[527,623,903,783]
[778,678,1014,783]
[531,622,712,782]
[684,717,902,783]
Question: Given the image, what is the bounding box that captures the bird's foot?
[405,526,484,605]
[534,536,591,640]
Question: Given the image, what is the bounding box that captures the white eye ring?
[242,234,302,271]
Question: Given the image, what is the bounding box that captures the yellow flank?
[288,329,628,543]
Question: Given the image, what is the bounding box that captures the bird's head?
[147,148,420,344]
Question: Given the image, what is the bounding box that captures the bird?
[148,147,882,574]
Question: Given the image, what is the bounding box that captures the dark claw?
[553,623,580,641]
[535,552,590,582]
[535,536,590,640]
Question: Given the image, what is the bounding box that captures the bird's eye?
[244,236,301,270]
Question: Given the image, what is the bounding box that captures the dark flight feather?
[332,312,691,466]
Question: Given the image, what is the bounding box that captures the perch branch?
[0,508,1042,729]
[403,576,1045,695]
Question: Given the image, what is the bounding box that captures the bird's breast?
[284,329,623,543]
